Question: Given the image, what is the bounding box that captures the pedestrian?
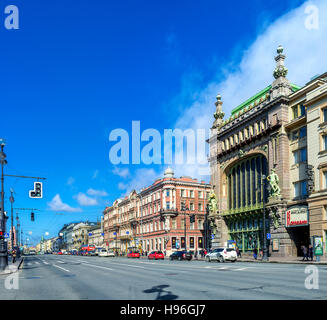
[12,249,16,264]
[194,250,198,260]
[308,244,313,261]
[302,245,309,261]
[253,248,258,260]
[164,250,167,256]
[236,247,241,258]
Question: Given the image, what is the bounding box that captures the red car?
[148,251,164,260]
[57,251,63,255]
[127,251,140,258]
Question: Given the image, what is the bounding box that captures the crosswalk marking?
[81,262,113,271]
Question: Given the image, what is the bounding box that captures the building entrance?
[287,226,310,257]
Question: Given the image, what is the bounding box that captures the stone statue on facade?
[208,189,218,216]
[267,168,281,197]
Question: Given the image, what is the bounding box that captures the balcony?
[160,208,178,217]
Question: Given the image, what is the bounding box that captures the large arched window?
[227,154,268,210]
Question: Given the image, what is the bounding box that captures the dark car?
[169,250,192,261]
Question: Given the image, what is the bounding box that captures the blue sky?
[3,0,325,245]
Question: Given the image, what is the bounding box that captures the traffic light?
[190,214,195,223]
[29,182,43,198]
[31,212,35,221]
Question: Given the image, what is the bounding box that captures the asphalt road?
[0,254,327,300]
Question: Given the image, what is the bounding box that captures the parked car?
[58,251,63,255]
[169,250,192,261]
[98,249,115,257]
[127,251,140,258]
[205,247,237,263]
[87,249,97,256]
[148,251,165,260]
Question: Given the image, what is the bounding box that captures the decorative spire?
[213,94,224,122]
[273,45,288,79]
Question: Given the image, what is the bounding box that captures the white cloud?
[112,167,130,178]
[74,192,98,206]
[170,0,327,180]
[47,194,82,212]
[67,177,75,186]
[87,188,108,197]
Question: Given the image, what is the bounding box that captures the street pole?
[0,141,8,270]
[181,203,189,251]
[262,175,268,261]
[9,189,14,251]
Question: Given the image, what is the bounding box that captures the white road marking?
[81,263,113,271]
[34,262,40,265]
[53,264,70,272]
[42,261,50,265]
[56,260,65,264]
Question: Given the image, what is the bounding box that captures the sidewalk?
[0,257,24,275]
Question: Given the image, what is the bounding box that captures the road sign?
[113,232,117,235]
[267,233,271,240]
[126,231,129,235]
[88,233,93,236]
[211,234,215,240]
[101,233,104,236]
[4,232,9,238]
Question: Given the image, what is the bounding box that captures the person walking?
[253,248,258,260]
[301,245,309,261]
[236,247,241,258]
[12,249,17,264]
[308,244,314,261]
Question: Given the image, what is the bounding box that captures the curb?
[0,257,24,276]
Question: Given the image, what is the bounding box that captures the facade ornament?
[238,149,245,158]
[273,45,288,79]
[208,189,218,215]
[209,216,217,236]
[261,144,268,153]
[271,211,280,229]
[213,94,225,128]
[267,168,281,197]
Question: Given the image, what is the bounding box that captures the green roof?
[231,83,302,116]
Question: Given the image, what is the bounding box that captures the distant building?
[104,168,211,255]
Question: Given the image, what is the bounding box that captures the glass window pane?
[294,183,300,197]
[300,104,306,116]
[300,148,307,162]
[324,108,327,122]
[301,181,307,196]
[325,172,327,189]
[299,127,307,138]
[293,151,298,164]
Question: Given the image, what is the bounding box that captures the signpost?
[267,233,271,240]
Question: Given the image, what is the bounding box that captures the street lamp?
[262,175,269,261]
[0,140,8,270]
[9,188,14,251]
[180,202,189,251]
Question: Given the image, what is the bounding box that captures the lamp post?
[9,189,14,251]
[181,203,189,251]
[0,140,8,270]
[205,204,209,252]
[262,175,269,261]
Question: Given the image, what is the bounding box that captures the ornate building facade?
[103,168,211,255]
[208,46,327,257]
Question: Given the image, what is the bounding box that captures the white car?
[98,249,115,257]
[205,247,237,262]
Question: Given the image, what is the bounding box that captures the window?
[324,172,327,189]
[300,104,306,117]
[299,126,306,139]
[323,135,327,151]
[198,191,203,199]
[181,219,185,229]
[293,147,307,164]
[198,203,203,211]
[323,108,327,123]
[294,180,308,198]
[190,237,194,249]
[166,190,170,197]
[292,105,298,119]
[166,202,170,210]
[190,190,194,198]
[190,221,194,230]
[172,219,177,229]
[198,220,203,229]
[190,202,194,211]
[181,189,185,197]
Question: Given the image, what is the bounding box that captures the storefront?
[285,205,310,256]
